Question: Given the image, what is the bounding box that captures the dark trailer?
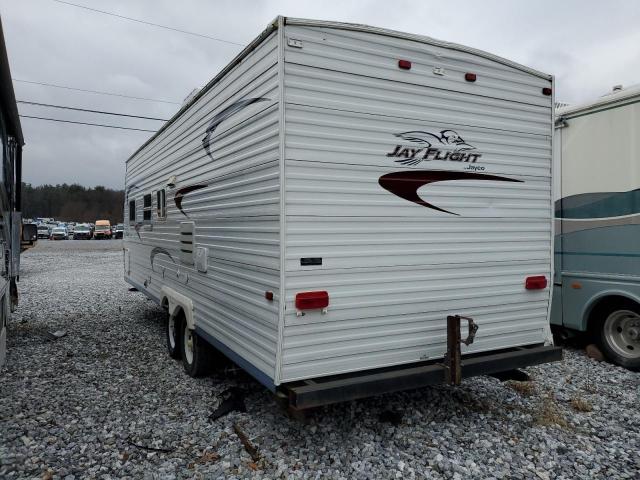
[0,16,24,368]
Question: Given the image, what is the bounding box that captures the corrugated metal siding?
[280,25,552,382]
[125,32,281,382]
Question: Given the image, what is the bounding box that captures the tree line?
[21,183,124,223]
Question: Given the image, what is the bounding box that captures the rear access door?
[280,20,554,383]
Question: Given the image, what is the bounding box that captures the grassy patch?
[570,396,593,412]
[506,380,536,396]
[535,395,569,428]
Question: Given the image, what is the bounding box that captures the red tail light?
[295,291,329,310]
[465,72,477,82]
[398,60,412,70]
[542,87,552,96]
[525,276,547,290]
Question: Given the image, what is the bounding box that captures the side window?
[129,200,136,222]
[143,194,152,221]
[156,189,166,219]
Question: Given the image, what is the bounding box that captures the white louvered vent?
[179,222,195,265]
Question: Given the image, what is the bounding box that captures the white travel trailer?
[124,17,561,408]
[552,85,640,369]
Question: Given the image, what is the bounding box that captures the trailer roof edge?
[126,16,281,163]
[557,85,640,118]
[284,17,552,81]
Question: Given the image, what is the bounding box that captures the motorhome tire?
[165,312,182,360]
[181,323,212,377]
[597,304,640,370]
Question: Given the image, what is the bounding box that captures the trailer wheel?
[597,304,640,370]
[181,323,212,377]
[165,312,182,360]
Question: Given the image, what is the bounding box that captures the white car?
[50,227,68,240]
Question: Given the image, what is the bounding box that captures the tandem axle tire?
[181,322,213,377]
[165,312,182,360]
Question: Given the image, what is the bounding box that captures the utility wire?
[19,115,156,132]
[13,78,180,105]
[51,0,244,46]
[18,100,169,121]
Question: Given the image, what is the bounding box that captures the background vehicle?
[124,17,560,408]
[73,224,92,240]
[37,225,50,239]
[114,224,124,239]
[93,220,112,239]
[50,226,68,240]
[0,17,24,367]
[552,85,640,369]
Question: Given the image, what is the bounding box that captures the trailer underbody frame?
[282,344,562,410]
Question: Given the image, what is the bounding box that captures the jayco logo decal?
[386,130,482,166]
[380,128,521,215]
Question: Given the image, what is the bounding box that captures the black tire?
[596,301,640,370]
[165,311,182,360]
[181,322,213,377]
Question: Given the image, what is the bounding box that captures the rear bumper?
[284,344,562,409]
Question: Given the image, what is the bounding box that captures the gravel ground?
[1,240,639,479]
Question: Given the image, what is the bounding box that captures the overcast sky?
[1,0,639,189]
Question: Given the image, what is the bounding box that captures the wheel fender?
[161,286,195,330]
[582,289,640,329]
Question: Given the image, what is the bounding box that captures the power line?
[51,0,244,46]
[13,78,181,105]
[18,100,169,121]
[19,115,156,132]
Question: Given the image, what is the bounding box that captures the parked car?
[93,220,112,239]
[73,224,92,240]
[50,226,68,240]
[36,225,50,239]
[114,224,124,239]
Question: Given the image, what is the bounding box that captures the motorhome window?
[129,200,136,222]
[143,194,152,221]
[156,189,166,219]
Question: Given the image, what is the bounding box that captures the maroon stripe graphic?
[379,170,522,215]
[174,184,208,217]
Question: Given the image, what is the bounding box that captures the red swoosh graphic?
[379,170,522,215]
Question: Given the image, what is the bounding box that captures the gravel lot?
[1,240,639,479]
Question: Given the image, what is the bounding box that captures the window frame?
[128,199,136,223]
[156,189,166,220]
[142,193,152,222]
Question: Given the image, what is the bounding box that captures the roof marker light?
[465,73,477,82]
[398,60,412,70]
[542,87,552,96]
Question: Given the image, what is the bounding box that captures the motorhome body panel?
[280,23,553,382]
[553,91,640,331]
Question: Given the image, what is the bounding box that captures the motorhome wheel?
[599,307,640,370]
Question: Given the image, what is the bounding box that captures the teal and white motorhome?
[552,85,640,369]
